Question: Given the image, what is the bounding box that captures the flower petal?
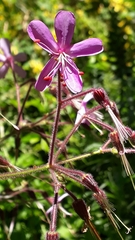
[83,92,93,103]
[0,38,11,57]
[0,64,9,78]
[63,61,82,93]
[14,64,26,78]
[27,20,58,54]
[55,11,75,49]
[0,54,6,62]
[69,38,103,57]
[35,57,60,91]
[14,53,27,62]
[75,105,86,125]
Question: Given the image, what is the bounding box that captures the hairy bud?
[93,88,110,108]
[46,231,59,240]
[82,173,99,193]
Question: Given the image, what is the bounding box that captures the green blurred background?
[0,0,135,239]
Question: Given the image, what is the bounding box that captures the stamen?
[62,82,66,87]
[112,212,132,234]
[59,52,80,74]
[121,154,135,191]
[107,106,129,143]
[105,209,124,240]
[0,112,19,130]
[79,71,84,76]
[60,73,64,82]
[34,39,40,43]
[43,76,52,81]
[60,73,63,77]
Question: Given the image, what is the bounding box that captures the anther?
[60,73,64,82]
[43,76,52,81]
[60,73,63,77]
[79,71,84,76]
[62,82,66,87]
[34,39,40,43]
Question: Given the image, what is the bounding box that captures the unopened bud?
[109,131,124,154]
[46,231,59,240]
[0,156,10,167]
[72,199,90,222]
[82,174,99,193]
[93,88,110,108]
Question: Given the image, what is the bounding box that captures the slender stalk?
[50,171,59,232]
[86,220,102,240]
[61,185,78,201]
[16,82,33,126]
[51,164,84,186]
[58,149,102,165]
[85,116,114,132]
[31,109,56,127]
[54,106,115,162]
[61,88,95,104]
[48,71,62,166]
[12,70,22,122]
[54,115,90,161]
[0,163,49,180]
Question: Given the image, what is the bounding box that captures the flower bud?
[46,231,59,240]
[109,131,124,154]
[0,156,10,167]
[82,174,99,193]
[93,88,110,108]
[72,199,90,222]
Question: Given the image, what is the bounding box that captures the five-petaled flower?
[27,10,103,93]
[0,38,27,79]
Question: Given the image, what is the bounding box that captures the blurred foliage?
[0,0,135,239]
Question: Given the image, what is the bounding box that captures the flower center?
[58,52,67,69]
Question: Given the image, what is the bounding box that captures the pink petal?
[0,64,9,78]
[35,57,60,91]
[75,106,86,125]
[83,92,93,103]
[14,53,27,62]
[69,38,103,57]
[0,54,6,62]
[54,11,75,49]
[14,64,26,78]
[0,38,11,57]
[63,61,82,93]
[27,20,58,54]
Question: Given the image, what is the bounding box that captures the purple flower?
[27,10,103,93]
[0,38,27,79]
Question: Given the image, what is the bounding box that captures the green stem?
[0,163,49,180]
